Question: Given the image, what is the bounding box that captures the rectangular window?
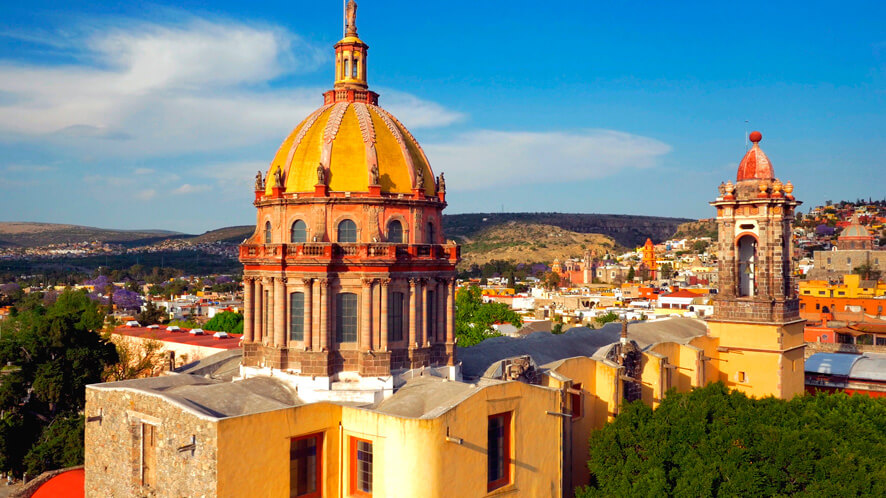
[570,383,583,420]
[336,293,358,342]
[426,290,435,342]
[350,437,373,496]
[487,412,512,492]
[737,371,747,383]
[388,292,404,342]
[141,423,157,488]
[876,337,886,346]
[290,292,305,342]
[290,433,322,498]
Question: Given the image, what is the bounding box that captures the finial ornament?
[718,182,726,195]
[316,163,327,185]
[724,181,735,197]
[437,172,446,193]
[255,170,264,190]
[749,131,762,144]
[346,1,358,37]
[274,167,284,189]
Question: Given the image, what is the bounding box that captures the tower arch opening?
[737,234,757,297]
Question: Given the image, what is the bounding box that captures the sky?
[0,0,883,234]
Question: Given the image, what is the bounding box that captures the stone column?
[380,279,390,351]
[319,279,329,351]
[243,277,254,342]
[265,278,274,346]
[446,279,456,344]
[303,278,313,350]
[253,279,263,343]
[274,277,286,347]
[361,278,373,351]
[408,278,417,348]
[434,278,446,343]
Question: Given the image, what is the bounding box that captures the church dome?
[261,3,435,197]
[840,218,871,239]
[736,131,774,182]
[264,101,434,196]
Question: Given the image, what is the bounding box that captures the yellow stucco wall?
[696,320,805,399]
[216,381,562,498]
[639,351,667,408]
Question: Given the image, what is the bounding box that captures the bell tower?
[705,131,805,399]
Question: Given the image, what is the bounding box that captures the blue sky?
[0,1,883,233]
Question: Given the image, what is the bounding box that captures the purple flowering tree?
[113,289,143,311]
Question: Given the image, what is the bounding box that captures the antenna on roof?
[744,120,749,151]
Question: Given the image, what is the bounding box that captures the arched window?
[291,220,307,243]
[336,293,358,342]
[343,59,349,79]
[388,291,404,341]
[426,222,434,244]
[387,220,403,243]
[290,292,304,341]
[264,221,272,244]
[352,58,359,78]
[338,219,357,243]
[737,235,756,297]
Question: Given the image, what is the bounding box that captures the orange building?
[641,237,656,280]
[237,4,460,399]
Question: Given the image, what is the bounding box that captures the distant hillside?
[458,222,617,269]
[443,212,692,248]
[0,222,183,248]
[185,226,254,244]
[672,219,718,240]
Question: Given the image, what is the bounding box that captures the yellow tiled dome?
[265,101,435,196]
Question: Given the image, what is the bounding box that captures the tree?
[105,338,166,381]
[543,271,561,290]
[136,301,167,325]
[692,240,710,253]
[0,289,119,477]
[594,311,619,326]
[626,266,636,282]
[853,263,881,281]
[203,311,244,333]
[660,263,674,280]
[455,286,523,347]
[112,288,143,311]
[577,383,886,497]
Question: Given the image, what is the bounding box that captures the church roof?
[839,215,872,239]
[736,131,775,182]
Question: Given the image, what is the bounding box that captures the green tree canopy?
[203,311,244,333]
[0,289,119,477]
[455,286,523,347]
[578,383,886,497]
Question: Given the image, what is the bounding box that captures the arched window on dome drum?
[290,292,304,342]
[737,235,757,297]
[426,222,434,244]
[338,219,357,243]
[264,221,272,244]
[336,293,358,343]
[343,59,349,79]
[291,220,307,243]
[387,220,403,243]
[352,57,359,78]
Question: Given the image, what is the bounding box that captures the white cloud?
[0,17,461,159]
[133,168,155,175]
[424,129,672,190]
[171,183,210,195]
[136,189,157,201]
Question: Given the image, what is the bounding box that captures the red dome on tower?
[736,131,774,182]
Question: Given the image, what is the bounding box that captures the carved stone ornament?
[437,172,446,193]
[718,182,726,195]
[316,163,327,185]
[274,167,284,189]
[369,162,380,185]
[415,166,424,190]
[255,170,265,190]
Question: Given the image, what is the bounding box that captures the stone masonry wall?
[84,387,218,498]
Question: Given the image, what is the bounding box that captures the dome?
[264,101,434,196]
[840,217,872,239]
[736,131,774,182]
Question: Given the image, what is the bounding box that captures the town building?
[82,4,809,495]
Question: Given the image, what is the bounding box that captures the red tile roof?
[32,468,84,498]
[114,325,242,350]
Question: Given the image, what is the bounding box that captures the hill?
[457,222,617,269]
[0,222,183,248]
[443,212,692,248]
[185,226,254,244]
[671,219,718,240]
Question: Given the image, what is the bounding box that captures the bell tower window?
[265,221,272,244]
[737,235,757,297]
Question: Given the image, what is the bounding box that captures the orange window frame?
[290,432,323,498]
[487,412,512,492]
[349,436,373,497]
